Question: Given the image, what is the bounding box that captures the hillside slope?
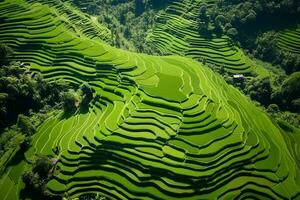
[147,0,255,74]
[278,25,300,55]
[0,0,299,199]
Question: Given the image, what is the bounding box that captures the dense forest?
[0,0,300,199]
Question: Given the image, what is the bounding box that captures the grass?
[0,0,299,199]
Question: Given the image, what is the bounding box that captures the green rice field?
[0,0,299,199]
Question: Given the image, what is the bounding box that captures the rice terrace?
[0,0,300,199]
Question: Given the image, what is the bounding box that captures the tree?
[17,114,35,135]
[135,0,146,15]
[291,99,300,113]
[247,77,272,106]
[198,3,208,17]
[80,82,94,107]
[281,51,300,74]
[215,14,226,26]
[79,193,105,200]
[0,43,13,66]
[33,156,53,179]
[253,31,278,61]
[21,155,58,199]
[226,28,238,38]
[267,104,280,113]
[245,10,256,21]
[0,61,72,131]
[281,72,300,108]
[224,23,232,31]
[0,128,19,153]
[198,21,209,35]
[197,3,210,35]
[147,0,175,9]
[0,93,8,127]
[62,89,81,113]
[22,171,39,189]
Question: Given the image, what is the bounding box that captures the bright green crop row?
[278,25,300,55]
[147,0,255,74]
[0,0,299,199]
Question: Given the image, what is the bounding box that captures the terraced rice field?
[277,25,300,55]
[147,0,255,74]
[0,0,300,199]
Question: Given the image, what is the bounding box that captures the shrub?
[0,43,13,66]
[78,193,106,200]
[17,114,35,135]
[33,156,53,179]
[0,128,19,152]
[80,83,94,107]
[61,89,81,113]
[267,104,280,113]
[22,171,40,189]
[21,155,58,199]
[281,72,300,104]
[291,99,300,113]
[247,77,272,106]
[226,28,238,38]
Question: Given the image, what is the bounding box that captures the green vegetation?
[0,44,13,66]
[0,56,74,177]
[254,31,300,74]
[242,74,300,127]
[21,155,59,199]
[72,0,164,53]
[146,0,300,129]
[147,0,255,74]
[62,83,95,114]
[0,0,299,200]
[0,60,71,130]
[62,89,82,114]
[76,193,106,200]
[190,0,300,74]
[0,57,67,179]
[280,72,300,111]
